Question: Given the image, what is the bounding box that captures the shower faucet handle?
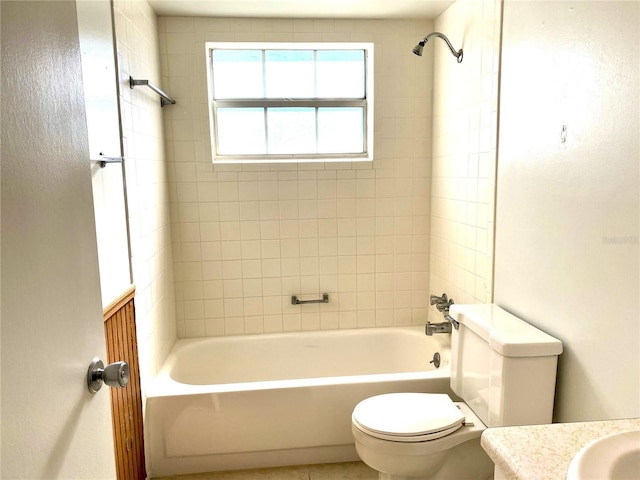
[436,298,454,312]
[430,293,455,314]
[430,293,448,305]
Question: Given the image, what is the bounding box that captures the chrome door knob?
[87,358,130,394]
[103,361,130,388]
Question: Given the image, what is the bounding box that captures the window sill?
[212,154,373,164]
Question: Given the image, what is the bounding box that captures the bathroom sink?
[567,430,640,480]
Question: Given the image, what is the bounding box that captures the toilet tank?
[449,304,563,428]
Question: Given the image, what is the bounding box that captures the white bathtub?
[146,326,454,477]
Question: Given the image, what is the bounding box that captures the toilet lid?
[352,393,465,440]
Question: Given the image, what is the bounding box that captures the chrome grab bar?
[291,293,329,305]
[129,76,176,107]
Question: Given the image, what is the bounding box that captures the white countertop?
[480,417,640,480]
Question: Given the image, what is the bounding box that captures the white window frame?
[206,42,374,164]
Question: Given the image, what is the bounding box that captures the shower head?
[412,41,426,56]
[412,32,463,63]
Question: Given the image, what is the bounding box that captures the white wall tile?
[242,259,262,278]
[427,0,499,323]
[279,220,300,238]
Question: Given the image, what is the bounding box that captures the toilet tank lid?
[449,304,563,357]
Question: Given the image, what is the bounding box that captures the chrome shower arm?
[414,32,463,63]
[424,32,456,55]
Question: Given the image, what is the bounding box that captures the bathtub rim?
[148,326,452,398]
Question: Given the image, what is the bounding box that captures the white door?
[1,1,117,478]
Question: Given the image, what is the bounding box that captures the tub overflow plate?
[430,352,441,369]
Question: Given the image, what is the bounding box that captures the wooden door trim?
[103,286,146,480]
[103,284,136,320]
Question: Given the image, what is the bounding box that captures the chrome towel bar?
[291,293,329,305]
[94,154,124,168]
[129,76,176,107]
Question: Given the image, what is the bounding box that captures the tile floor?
[152,461,377,480]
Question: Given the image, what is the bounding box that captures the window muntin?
[207,43,373,163]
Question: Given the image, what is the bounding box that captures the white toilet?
[351,304,563,480]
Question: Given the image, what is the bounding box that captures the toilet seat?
[352,393,465,442]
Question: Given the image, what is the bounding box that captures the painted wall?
[112,0,177,381]
[495,0,639,422]
[428,0,501,323]
[77,0,132,308]
[158,17,436,337]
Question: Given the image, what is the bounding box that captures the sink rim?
[566,429,640,480]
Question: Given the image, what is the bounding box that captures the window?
[206,42,374,164]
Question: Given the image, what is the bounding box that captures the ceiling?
[148,0,455,19]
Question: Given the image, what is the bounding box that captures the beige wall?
[495,0,639,421]
[428,0,501,323]
[113,0,177,381]
[158,17,436,337]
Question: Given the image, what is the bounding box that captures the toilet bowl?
[351,393,489,480]
[351,304,563,480]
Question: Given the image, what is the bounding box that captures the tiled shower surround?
[159,2,498,338]
[429,0,499,314]
[161,17,436,337]
[114,0,177,380]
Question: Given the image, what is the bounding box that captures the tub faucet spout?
[425,321,452,336]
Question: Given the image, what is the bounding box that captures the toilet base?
[371,437,494,480]
[379,474,423,480]
[379,474,430,480]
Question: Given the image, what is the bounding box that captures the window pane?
[265,50,314,98]
[217,108,265,154]
[212,50,263,99]
[209,43,372,162]
[316,50,365,98]
[267,108,316,154]
[317,107,364,154]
